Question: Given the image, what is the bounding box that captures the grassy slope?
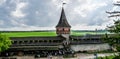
[1,31,107,37]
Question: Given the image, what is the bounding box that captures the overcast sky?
[0,0,120,31]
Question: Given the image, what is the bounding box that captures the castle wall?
[70,43,110,52]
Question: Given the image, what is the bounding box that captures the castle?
[0,6,110,57]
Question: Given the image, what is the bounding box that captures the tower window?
[64,28,69,31]
[58,28,63,31]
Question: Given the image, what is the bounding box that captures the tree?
[106,1,120,18]
[0,34,12,52]
[106,20,120,51]
[107,20,120,33]
[105,1,120,52]
[105,1,120,59]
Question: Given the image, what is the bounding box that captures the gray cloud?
[0,0,116,30]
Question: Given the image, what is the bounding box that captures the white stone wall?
[70,43,110,52]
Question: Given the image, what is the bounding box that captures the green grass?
[1,31,108,37]
[1,32,57,37]
[71,31,107,36]
[98,55,115,59]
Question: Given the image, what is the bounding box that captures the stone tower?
[56,7,71,38]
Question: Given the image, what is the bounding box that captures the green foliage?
[106,20,120,52]
[107,20,120,33]
[116,45,120,52]
[104,34,120,46]
[98,55,120,59]
[98,55,116,59]
[113,55,120,59]
[113,53,120,59]
[0,34,12,52]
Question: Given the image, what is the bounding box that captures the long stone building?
[0,6,110,57]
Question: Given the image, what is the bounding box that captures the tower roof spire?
[56,3,71,28]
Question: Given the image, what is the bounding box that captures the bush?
[113,56,120,59]
[0,34,12,52]
[116,46,120,52]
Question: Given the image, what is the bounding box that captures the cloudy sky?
[0,0,119,31]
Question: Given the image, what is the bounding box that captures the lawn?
[1,31,108,37]
[1,31,57,37]
[71,31,106,36]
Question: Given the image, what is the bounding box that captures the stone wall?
[0,56,63,59]
[0,56,34,59]
[70,43,111,52]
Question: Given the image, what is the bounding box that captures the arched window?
[58,28,63,31]
[64,28,69,31]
